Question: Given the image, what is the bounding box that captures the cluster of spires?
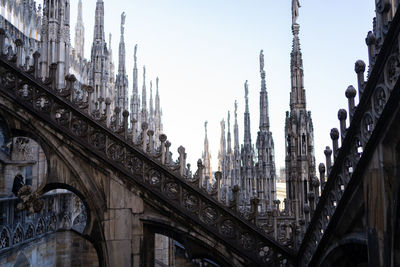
[200,0,317,246]
[71,0,163,143]
[202,49,278,213]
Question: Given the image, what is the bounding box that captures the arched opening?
[144,221,229,267]
[319,236,368,267]
[0,133,47,198]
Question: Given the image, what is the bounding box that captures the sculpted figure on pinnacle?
[292,0,300,24]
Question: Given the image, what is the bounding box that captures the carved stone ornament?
[384,54,400,89]
[13,226,23,244]
[202,206,218,224]
[54,107,70,126]
[149,170,161,186]
[25,224,34,240]
[89,131,106,150]
[71,117,88,137]
[220,219,235,238]
[34,95,51,112]
[183,193,198,211]
[2,71,16,89]
[372,85,388,116]
[125,153,143,175]
[17,83,32,100]
[240,232,255,250]
[165,182,179,199]
[361,112,374,140]
[0,228,10,248]
[36,218,45,235]
[106,143,124,162]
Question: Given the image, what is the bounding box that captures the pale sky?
[70,0,376,173]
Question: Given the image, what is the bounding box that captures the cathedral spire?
[234,101,239,152]
[149,81,154,130]
[218,119,226,173]
[115,12,129,115]
[141,66,147,124]
[290,0,306,110]
[232,101,241,186]
[75,0,85,58]
[131,45,139,123]
[202,121,213,185]
[243,80,251,146]
[94,0,105,43]
[118,12,126,74]
[227,111,232,154]
[259,50,270,132]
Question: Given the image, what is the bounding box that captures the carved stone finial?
[345,85,357,98]
[354,60,366,74]
[330,128,339,140]
[324,146,332,156]
[159,134,167,142]
[338,109,347,121]
[122,110,129,117]
[318,163,326,173]
[365,31,376,46]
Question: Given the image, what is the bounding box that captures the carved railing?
[0,192,79,253]
[0,34,295,266]
[298,4,400,266]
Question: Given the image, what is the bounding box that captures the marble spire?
[141,66,147,124]
[74,0,85,58]
[115,12,129,115]
[259,50,270,132]
[202,121,213,185]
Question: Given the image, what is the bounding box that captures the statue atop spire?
[121,12,126,35]
[134,44,137,64]
[260,49,264,73]
[292,0,301,25]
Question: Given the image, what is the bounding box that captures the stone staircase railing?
[0,31,295,266]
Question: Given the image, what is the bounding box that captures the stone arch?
[0,108,50,196]
[24,223,34,240]
[35,217,45,236]
[42,183,105,266]
[42,183,91,234]
[12,223,24,245]
[143,219,231,266]
[0,226,11,249]
[13,251,30,267]
[318,233,368,267]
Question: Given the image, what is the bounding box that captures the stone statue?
[260,50,264,72]
[292,0,300,24]
[134,44,137,63]
[121,12,126,34]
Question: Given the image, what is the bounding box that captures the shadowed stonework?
[0,231,98,267]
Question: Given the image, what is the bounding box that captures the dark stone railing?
[0,192,78,253]
[0,33,295,266]
[298,6,400,266]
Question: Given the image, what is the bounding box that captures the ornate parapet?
[298,6,400,266]
[0,192,83,253]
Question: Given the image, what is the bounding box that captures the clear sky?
[70,0,376,173]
